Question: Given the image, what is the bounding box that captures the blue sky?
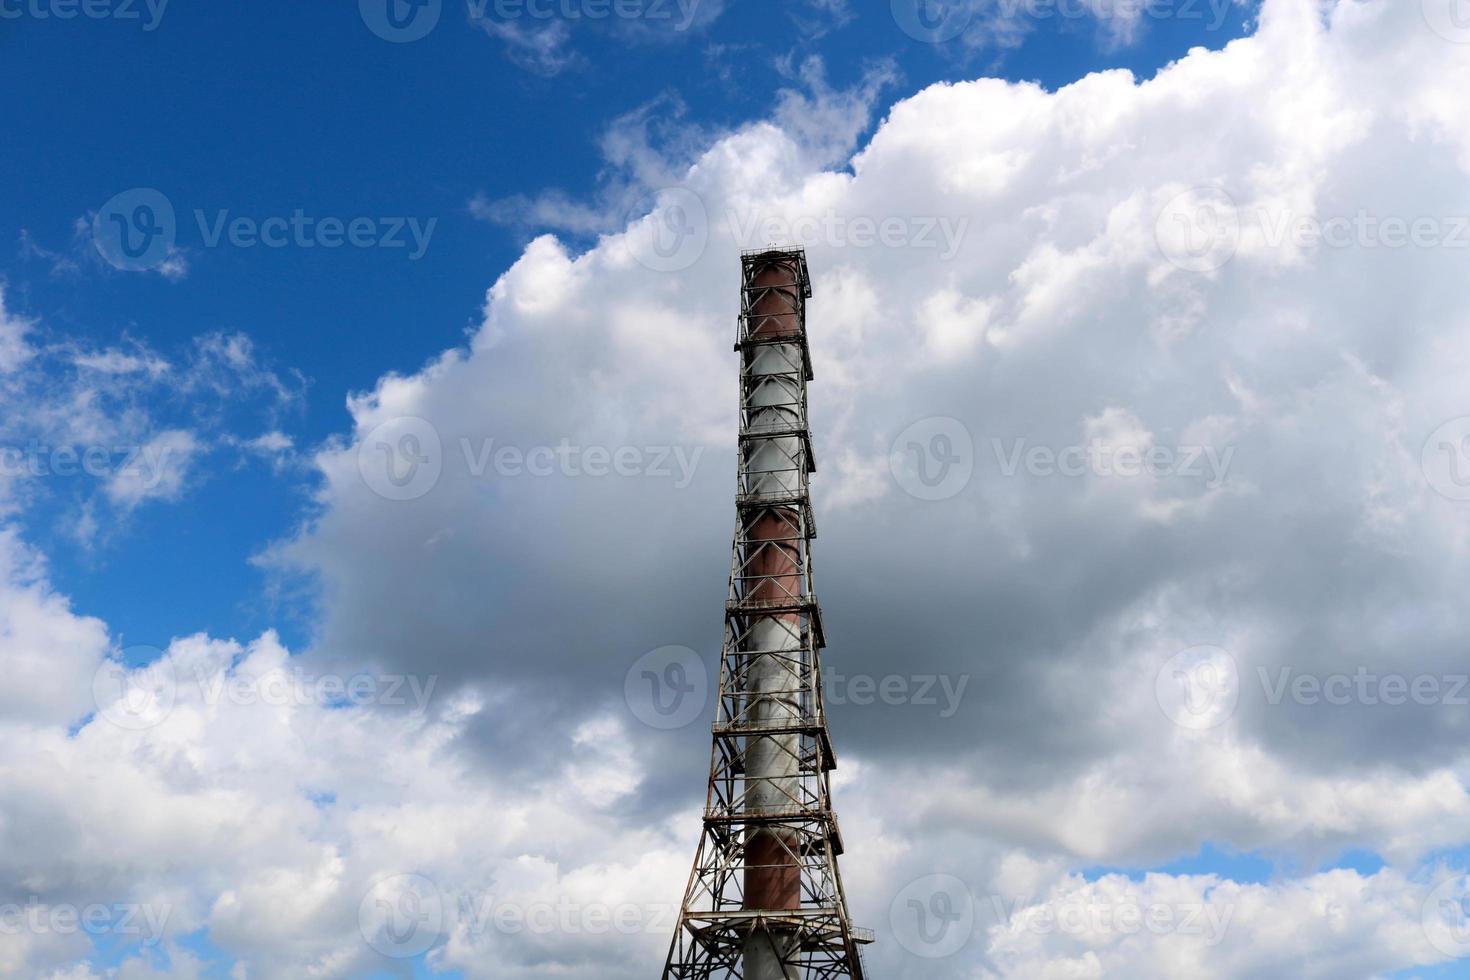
[22,2,1470,978]
[1,0,1254,655]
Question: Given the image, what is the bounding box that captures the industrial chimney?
[661,247,872,979]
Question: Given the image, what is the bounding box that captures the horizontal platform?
[679,908,856,943]
[735,494,817,537]
[738,425,816,475]
[734,487,812,509]
[740,245,813,297]
[701,806,847,856]
[725,597,826,649]
[676,908,869,976]
[739,418,811,438]
[735,331,814,382]
[712,719,836,772]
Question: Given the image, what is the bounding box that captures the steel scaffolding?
[661,247,872,980]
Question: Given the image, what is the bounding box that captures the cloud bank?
[7,1,1470,976]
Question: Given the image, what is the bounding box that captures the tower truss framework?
[662,247,872,980]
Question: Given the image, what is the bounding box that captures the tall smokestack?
[662,248,872,980]
[740,251,808,977]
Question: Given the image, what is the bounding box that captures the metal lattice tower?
[662,247,873,980]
